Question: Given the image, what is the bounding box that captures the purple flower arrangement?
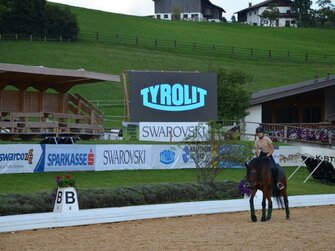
[266,127,335,144]
[238,179,251,196]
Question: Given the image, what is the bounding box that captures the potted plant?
[53,174,79,213]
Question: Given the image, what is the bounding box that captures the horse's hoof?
[261,217,266,222]
[266,217,271,221]
[251,215,257,222]
[286,216,290,220]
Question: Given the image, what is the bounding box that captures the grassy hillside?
[0,4,335,127]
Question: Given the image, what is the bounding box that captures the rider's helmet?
[255,126,264,134]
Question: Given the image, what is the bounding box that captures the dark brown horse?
[246,157,290,222]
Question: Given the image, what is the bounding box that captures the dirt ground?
[0,205,334,251]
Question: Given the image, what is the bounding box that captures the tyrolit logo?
[140,83,207,111]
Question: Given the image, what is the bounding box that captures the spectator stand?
[0,63,121,140]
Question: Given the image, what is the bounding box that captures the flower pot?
[53,187,79,213]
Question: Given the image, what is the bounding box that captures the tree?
[0,0,78,39]
[186,122,252,184]
[172,5,181,20]
[316,0,335,27]
[231,15,237,23]
[291,0,313,27]
[259,4,280,27]
[215,68,252,122]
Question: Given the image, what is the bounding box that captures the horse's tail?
[272,185,284,209]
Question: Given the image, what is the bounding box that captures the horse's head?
[246,157,269,188]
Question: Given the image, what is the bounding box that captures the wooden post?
[60,36,62,42]
[44,36,47,42]
[30,34,32,41]
[122,71,130,122]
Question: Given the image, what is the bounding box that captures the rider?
[254,126,284,190]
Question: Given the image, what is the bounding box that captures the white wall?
[242,104,262,141]
[246,6,296,27]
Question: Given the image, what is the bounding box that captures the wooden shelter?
[0,63,120,140]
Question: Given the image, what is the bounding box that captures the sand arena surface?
[0,205,334,251]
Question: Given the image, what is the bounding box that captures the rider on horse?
[249,126,285,190]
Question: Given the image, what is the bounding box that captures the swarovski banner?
[139,122,209,142]
[128,71,217,122]
[95,145,197,171]
[0,145,43,174]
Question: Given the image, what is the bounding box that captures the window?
[303,107,321,123]
[164,14,168,19]
[156,14,161,19]
[183,14,188,19]
[275,107,299,123]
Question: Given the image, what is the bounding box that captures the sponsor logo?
[47,149,94,166]
[103,149,146,165]
[316,155,335,163]
[140,83,207,111]
[0,149,33,164]
[160,149,175,165]
[141,125,208,139]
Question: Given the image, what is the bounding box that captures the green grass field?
[0,167,333,196]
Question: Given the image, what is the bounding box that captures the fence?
[1,32,335,64]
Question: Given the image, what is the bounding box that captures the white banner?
[44,145,96,172]
[96,145,196,171]
[139,122,209,142]
[0,145,43,174]
[278,146,335,166]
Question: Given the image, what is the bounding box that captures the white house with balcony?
[235,0,296,27]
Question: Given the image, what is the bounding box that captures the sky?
[48,0,327,21]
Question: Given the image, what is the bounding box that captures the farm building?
[243,74,335,143]
[152,0,225,22]
[235,0,296,27]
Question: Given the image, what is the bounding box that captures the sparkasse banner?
[139,122,209,142]
[129,71,217,122]
[43,145,95,172]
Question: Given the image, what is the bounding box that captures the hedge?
[0,181,241,216]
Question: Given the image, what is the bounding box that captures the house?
[243,74,335,141]
[235,0,296,27]
[152,0,225,22]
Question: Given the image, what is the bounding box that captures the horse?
[245,156,290,222]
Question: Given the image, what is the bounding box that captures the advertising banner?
[129,71,217,122]
[139,122,209,142]
[95,144,197,171]
[43,145,96,172]
[0,145,43,174]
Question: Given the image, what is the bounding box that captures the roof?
[203,0,225,12]
[235,0,291,14]
[250,74,335,106]
[0,63,120,93]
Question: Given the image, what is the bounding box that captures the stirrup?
[277,182,285,190]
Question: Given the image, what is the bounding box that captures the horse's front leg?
[249,189,257,222]
[261,194,267,222]
[266,186,273,221]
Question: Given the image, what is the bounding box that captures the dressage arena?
[0,205,334,250]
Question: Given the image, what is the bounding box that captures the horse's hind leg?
[282,188,290,220]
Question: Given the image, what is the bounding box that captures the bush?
[0,181,241,216]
